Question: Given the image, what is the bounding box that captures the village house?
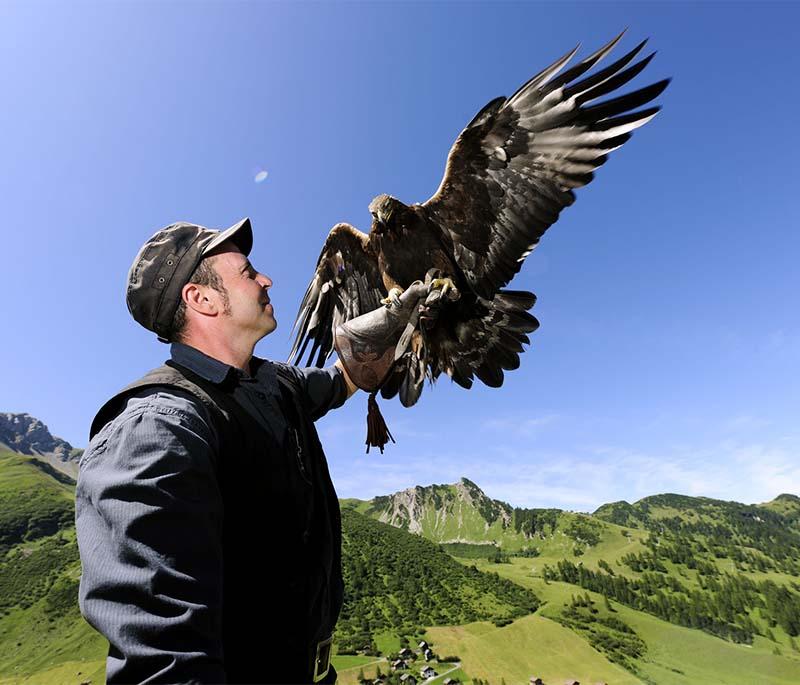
[418,640,429,651]
[530,678,544,685]
[421,666,438,679]
[423,648,434,661]
[443,678,460,685]
[391,659,408,671]
[398,647,414,659]
[399,674,418,685]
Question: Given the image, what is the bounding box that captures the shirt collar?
[170,342,241,384]
[169,342,280,397]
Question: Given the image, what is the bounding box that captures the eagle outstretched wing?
[288,223,385,367]
[423,32,669,300]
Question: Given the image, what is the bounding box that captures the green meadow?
[461,559,800,685]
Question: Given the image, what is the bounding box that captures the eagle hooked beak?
[372,210,388,231]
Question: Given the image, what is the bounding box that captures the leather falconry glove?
[334,278,432,454]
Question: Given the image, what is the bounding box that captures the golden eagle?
[289,32,669,408]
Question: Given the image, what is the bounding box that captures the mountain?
[358,479,800,562]
[355,477,516,545]
[354,477,571,552]
[0,412,83,479]
[355,477,629,561]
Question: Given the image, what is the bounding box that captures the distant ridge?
[350,478,800,553]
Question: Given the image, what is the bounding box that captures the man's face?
[206,242,276,340]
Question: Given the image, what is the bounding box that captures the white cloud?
[481,413,560,435]
[328,427,800,512]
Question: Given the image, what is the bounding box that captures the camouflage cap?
[126,218,253,342]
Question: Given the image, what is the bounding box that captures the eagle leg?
[418,276,459,331]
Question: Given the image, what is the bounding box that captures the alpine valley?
[1,415,799,685]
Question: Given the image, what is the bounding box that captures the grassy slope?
[0,450,75,498]
[588,497,800,637]
[465,557,800,685]
[428,614,640,685]
[0,540,107,684]
[0,450,107,684]
[0,451,75,550]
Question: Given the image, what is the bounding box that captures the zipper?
[293,427,312,485]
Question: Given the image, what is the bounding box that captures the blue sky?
[2,1,798,511]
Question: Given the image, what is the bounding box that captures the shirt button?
[255,391,266,400]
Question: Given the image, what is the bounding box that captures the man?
[75,218,427,684]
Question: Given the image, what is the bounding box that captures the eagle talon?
[430,276,460,301]
[380,287,404,309]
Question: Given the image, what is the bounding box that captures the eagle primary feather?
[289,32,668,408]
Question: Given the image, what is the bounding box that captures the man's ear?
[182,282,219,316]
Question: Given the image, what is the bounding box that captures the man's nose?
[258,274,272,288]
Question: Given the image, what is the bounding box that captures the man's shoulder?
[89,375,219,454]
[120,385,214,423]
[79,384,222,481]
[81,384,220,470]
[264,359,302,381]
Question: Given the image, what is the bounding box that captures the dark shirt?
[75,344,348,684]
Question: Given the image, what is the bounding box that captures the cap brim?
[202,217,253,257]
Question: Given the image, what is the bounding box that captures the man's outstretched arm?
[76,390,225,684]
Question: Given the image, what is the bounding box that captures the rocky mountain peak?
[0,413,80,462]
[367,477,514,542]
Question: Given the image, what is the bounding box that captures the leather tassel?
[365,391,395,454]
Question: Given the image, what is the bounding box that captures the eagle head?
[369,193,405,233]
